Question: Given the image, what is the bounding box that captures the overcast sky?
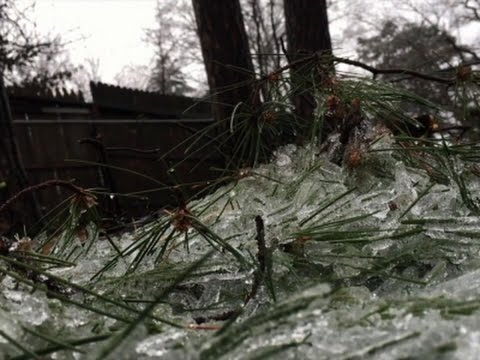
[18,0,480,86]
[23,0,158,83]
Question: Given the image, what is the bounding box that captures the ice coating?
[1,137,480,359]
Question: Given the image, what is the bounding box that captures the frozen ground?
[2,136,480,359]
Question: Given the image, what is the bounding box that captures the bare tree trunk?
[192,0,257,123]
[284,0,333,143]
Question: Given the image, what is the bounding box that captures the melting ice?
[2,137,480,359]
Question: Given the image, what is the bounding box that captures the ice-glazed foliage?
[3,127,480,359]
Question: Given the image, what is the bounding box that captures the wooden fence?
[12,117,223,216]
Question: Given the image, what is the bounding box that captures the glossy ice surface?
[2,138,480,359]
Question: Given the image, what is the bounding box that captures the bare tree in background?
[83,57,101,83]
[147,0,287,98]
[333,0,479,60]
[354,1,479,111]
[405,0,479,61]
[71,57,102,101]
[241,0,284,75]
[0,1,74,90]
[357,21,468,110]
[114,64,151,91]
[460,0,480,21]
[146,0,290,97]
[145,0,203,96]
[0,0,51,227]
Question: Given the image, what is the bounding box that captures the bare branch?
[0,180,92,215]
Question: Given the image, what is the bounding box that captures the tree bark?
[192,0,257,122]
[284,0,333,142]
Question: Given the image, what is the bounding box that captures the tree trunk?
[284,0,333,143]
[192,0,257,122]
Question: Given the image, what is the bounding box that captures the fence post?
[0,76,42,231]
[78,135,121,214]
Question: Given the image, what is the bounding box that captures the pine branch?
[0,179,91,215]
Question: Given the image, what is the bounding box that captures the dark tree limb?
[463,0,480,21]
[334,57,460,84]
[78,136,120,213]
[261,52,471,86]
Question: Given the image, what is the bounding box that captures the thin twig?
[79,138,163,155]
[334,56,457,84]
[244,215,267,305]
[193,309,242,325]
[192,215,268,325]
[254,215,267,273]
[187,324,221,331]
